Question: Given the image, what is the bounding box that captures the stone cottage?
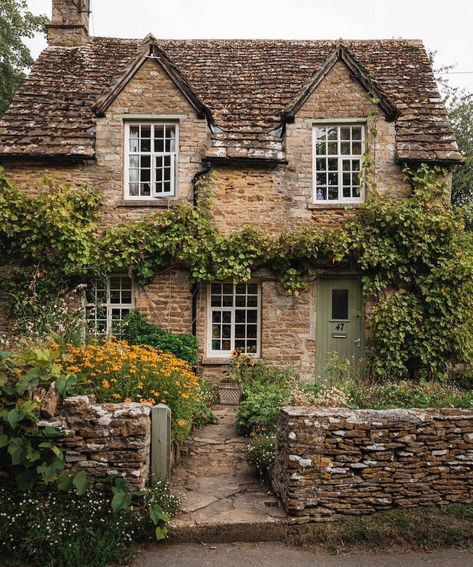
[0,0,462,381]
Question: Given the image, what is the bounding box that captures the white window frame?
[86,274,134,337]
[124,122,179,200]
[207,282,261,358]
[312,123,365,205]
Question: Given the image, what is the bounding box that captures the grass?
[288,505,473,552]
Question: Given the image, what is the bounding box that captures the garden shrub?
[123,310,199,365]
[247,434,276,476]
[0,489,136,567]
[62,339,208,441]
[235,363,293,435]
[0,349,76,490]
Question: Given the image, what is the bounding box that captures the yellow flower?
[112,393,121,400]
[124,397,132,403]
[177,419,187,427]
[101,379,110,389]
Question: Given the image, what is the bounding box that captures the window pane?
[332,289,349,320]
[212,312,221,323]
[315,127,326,140]
[328,187,338,200]
[352,127,362,140]
[247,311,257,324]
[327,142,338,155]
[341,142,350,155]
[341,127,350,140]
[247,284,258,295]
[327,127,337,140]
[328,158,338,171]
[352,142,362,155]
[315,142,326,155]
[247,296,258,307]
[316,186,327,201]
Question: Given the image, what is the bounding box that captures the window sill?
[117,199,181,208]
[307,202,364,210]
[201,357,232,366]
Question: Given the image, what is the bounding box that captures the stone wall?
[48,396,151,491]
[272,407,473,521]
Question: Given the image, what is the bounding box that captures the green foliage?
[0,349,75,490]
[0,1,47,117]
[235,364,293,435]
[1,165,473,380]
[247,434,276,475]
[346,378,473,410]
[123,310,199,365]
[0,489,136,567]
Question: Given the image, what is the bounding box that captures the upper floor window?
[86,275,133,337]
[313,125,365,204]
[125,123,178,199]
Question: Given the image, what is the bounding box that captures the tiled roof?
[0,37,462,163]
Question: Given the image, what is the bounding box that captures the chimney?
[47,0,90,46]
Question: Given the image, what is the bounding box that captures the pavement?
[131,542,473,567]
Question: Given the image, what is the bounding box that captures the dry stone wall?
[273,407,473,522]
[45,396,151,491]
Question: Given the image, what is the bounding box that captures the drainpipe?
[191,162,212,337]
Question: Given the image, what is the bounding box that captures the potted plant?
[218,350,256,405]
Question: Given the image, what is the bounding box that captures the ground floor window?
[208,282,260,356]
[86,275,133,337]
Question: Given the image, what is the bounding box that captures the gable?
[106,57,202,117]
[284,45,398,122]
[293,59,387,120]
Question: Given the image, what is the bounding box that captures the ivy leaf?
[73,470,91,496]
[155,525,168,541]
[8,437,26,465]
[149,504,170,525]
[8,408,24,428]
[57,470,73,492]
[111,490,132,513]
[0,434,9,448]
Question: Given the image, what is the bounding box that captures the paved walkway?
[132,543,473,567]
[169,405,287,541]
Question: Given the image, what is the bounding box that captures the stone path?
[169,405,287,542]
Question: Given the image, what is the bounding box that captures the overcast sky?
[26,0,473,92]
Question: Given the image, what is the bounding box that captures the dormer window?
[313,124,365,204]
[125,123,178,199]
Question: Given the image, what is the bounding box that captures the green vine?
[0,165,472,380]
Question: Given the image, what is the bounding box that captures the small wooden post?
[151,404,171,481]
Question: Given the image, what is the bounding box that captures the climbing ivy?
[0,164,472,380]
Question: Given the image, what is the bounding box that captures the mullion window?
[86,275,133,337]
[209,283,260,356]
[314,125,364,203]
[126,123,177,199]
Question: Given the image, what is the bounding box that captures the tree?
[432,54,473,212]
[0,0,47,117]
[447,91,473,209]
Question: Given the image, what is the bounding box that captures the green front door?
[316,277,363,380]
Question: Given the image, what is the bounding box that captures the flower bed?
[61,340,207,441]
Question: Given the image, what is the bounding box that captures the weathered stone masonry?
[272,407,473,521]
[48,396,151,491]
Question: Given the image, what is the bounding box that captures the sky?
[25,0,473,92]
